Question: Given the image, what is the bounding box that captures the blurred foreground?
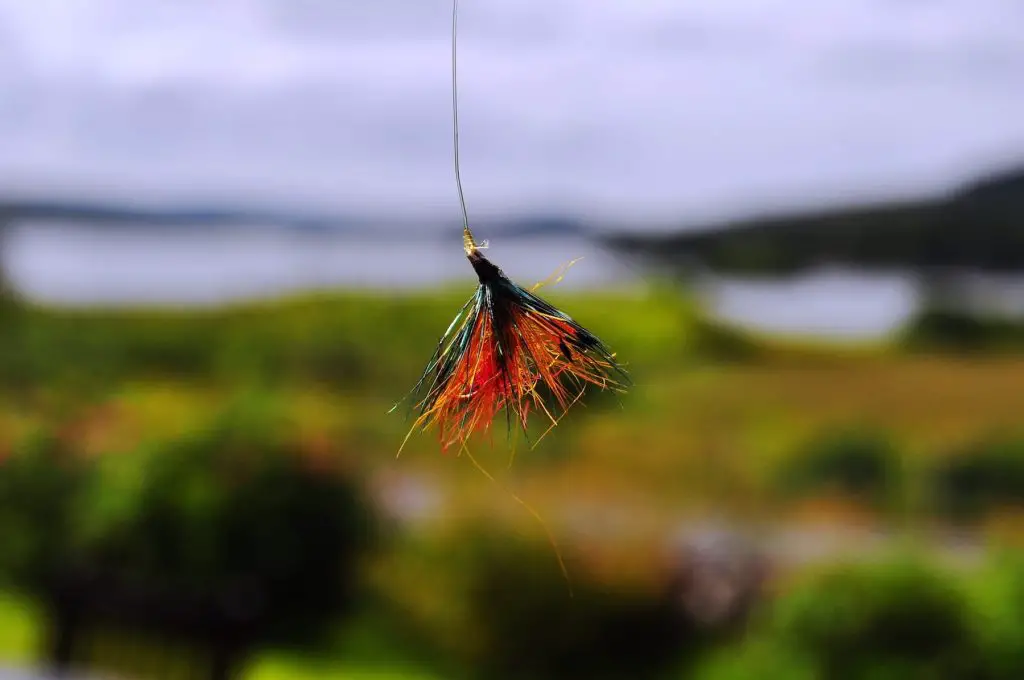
[2,281,1024,679]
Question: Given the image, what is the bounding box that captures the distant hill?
[0,199,360,231]
[600,164,1024,275]
[0,198,590,242]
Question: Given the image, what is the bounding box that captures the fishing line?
[453,0,487,255]
[448,0,573,594]
[452,0,469,233]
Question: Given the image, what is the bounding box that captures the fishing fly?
[395,0,630,456]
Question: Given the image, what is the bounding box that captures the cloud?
[0,0,1022,226]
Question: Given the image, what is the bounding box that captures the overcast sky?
[0,0,1023,226]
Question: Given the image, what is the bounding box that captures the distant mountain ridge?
[0,199,354,231]
[599,163,1024,275]
[0,197,595,244]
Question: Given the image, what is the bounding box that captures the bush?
[0,429,90,591]
[692,638,819,680]
[965,552,1024,680]
[902,309,1024,354]
[68,395,379,645]
[693,554,1024,680]
[769,558,979,680]
[449,529,696,680]
[775,427,903,510]
[687,316,762,363]
[928,435,1024,522]
[0,396,379,650]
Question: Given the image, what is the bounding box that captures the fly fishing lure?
[395,0,630,455]
[397,224,630,454]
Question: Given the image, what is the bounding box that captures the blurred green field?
[5,287,1024,526]
[3,287,1024,679]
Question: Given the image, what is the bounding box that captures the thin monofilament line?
[452,0,472,243]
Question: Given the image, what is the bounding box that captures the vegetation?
[902,309,1024,354]
[0,286,1023,678]
[602,165,1024,276]
[929,434,1024,522]
[695,555,1024,680]
[774,427,904,513]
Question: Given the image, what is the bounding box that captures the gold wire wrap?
[463,225,488,256]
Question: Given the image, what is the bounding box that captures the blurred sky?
[0,0,1023,224]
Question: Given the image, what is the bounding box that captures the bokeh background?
[1,1,1024,679]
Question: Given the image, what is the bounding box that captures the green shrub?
[775,427,903,510]
[70,395,379,645]
[0,396,379,649]
[965,552,1024,680]
[449,529,694,680]
[695,554,1024,680]
[0,429,90,591]
[928,435,1024,522]
[902,309,1024,353]
[692,638,819,680]
[687,316,762,363]
[770,558,979,680]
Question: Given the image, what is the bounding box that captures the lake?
[1,220,1010,339]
